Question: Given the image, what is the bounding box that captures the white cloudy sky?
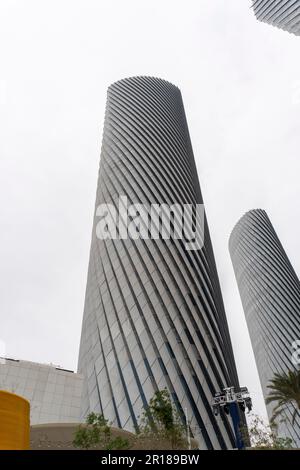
[0,0,299,420]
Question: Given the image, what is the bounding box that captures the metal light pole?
[212,386,252,450]
[184,407,191,450]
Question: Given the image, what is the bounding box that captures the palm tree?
[266,370,300,425]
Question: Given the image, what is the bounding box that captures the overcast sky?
[0,0,299,421]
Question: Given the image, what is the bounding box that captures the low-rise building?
[0,358,83,425]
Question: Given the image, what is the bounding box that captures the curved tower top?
[252,0,300,36]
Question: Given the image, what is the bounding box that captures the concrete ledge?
[30,423,198,450]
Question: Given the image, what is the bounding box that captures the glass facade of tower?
[252,0,300,35]
[78,76,241,449]
[229,209,300,446]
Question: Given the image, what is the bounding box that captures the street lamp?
[212,386,252,449]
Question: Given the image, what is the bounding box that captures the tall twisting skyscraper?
[229,209,300,445]
[78,77,241,449]
[252,0,300,36]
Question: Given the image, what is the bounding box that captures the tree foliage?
[138,388,188,449]
[266,370,300,425]
[73,412,130,450]
[240,414,294,449]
